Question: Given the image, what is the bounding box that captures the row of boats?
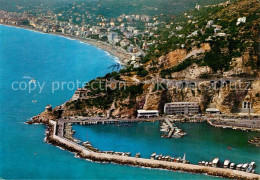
[199,158,256,173]
[150,153,189,164]
[82,141,131,156]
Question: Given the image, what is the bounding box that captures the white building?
[137,110,159,118]
[108,32,118,43]
[240,101,254,113]
[164,102,199,115]
[236,17,246,25]
[206,108,221,114]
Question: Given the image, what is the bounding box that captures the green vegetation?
[66,82,143,110]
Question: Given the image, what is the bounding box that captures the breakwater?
[47,120,260,179]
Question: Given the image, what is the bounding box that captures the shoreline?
[4,22,259,179]
[45,120,260,179]
[0,23,131,65]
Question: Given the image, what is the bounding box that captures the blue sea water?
[73,122,260,173]
[0,25,223,179]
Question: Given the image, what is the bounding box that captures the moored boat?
[230,162,236,169]
[224,159,230,168]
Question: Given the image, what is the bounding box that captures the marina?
[47,120,260,179]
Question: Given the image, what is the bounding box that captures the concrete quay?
[48,120,260,179]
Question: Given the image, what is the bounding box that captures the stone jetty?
[46,120,260,180]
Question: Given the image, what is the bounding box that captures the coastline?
[3,22,259,179]
[0,23,131,65]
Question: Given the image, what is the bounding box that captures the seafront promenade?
[49,120,260,179]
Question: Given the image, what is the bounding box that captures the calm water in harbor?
[73,122,260,173]
[0,24,223,179]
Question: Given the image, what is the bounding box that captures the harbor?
[45,119,260,179]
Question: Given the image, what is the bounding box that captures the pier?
[47,120,260,179]
[165,118,175,138]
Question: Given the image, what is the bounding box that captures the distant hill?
[0,0,70,11]
[0,0,227,16]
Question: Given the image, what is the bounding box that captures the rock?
[200,43,211,52]
[172,63,212,79]
[166,49,187,67]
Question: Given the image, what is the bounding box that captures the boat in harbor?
[151,153,156,159]
[242,163,249,171]
[182,153,189,164]
[236,164,243,171]
[246,162,256,173]
[135,153,140,158]
[227,147,233,150]
[230,163,236,169]
[224,159,230,168]
[212,158,220,167]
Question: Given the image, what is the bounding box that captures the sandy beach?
[0,23,131,65]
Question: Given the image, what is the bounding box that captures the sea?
[0,24,259,179]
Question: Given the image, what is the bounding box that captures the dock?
[48,120,260,179]
[165,118,175,138]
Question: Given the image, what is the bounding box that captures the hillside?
[34,0,260,122]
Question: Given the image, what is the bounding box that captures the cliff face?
[167,49,187,67]
[171,63,212,79]
[35,79,259,121]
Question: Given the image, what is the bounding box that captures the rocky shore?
[0,23,131,65]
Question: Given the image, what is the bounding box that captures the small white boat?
[242,163,249,171]
[246,162,256,173]
[236,164,243,171]
[224,159,230,168]
[230,163,236,169]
